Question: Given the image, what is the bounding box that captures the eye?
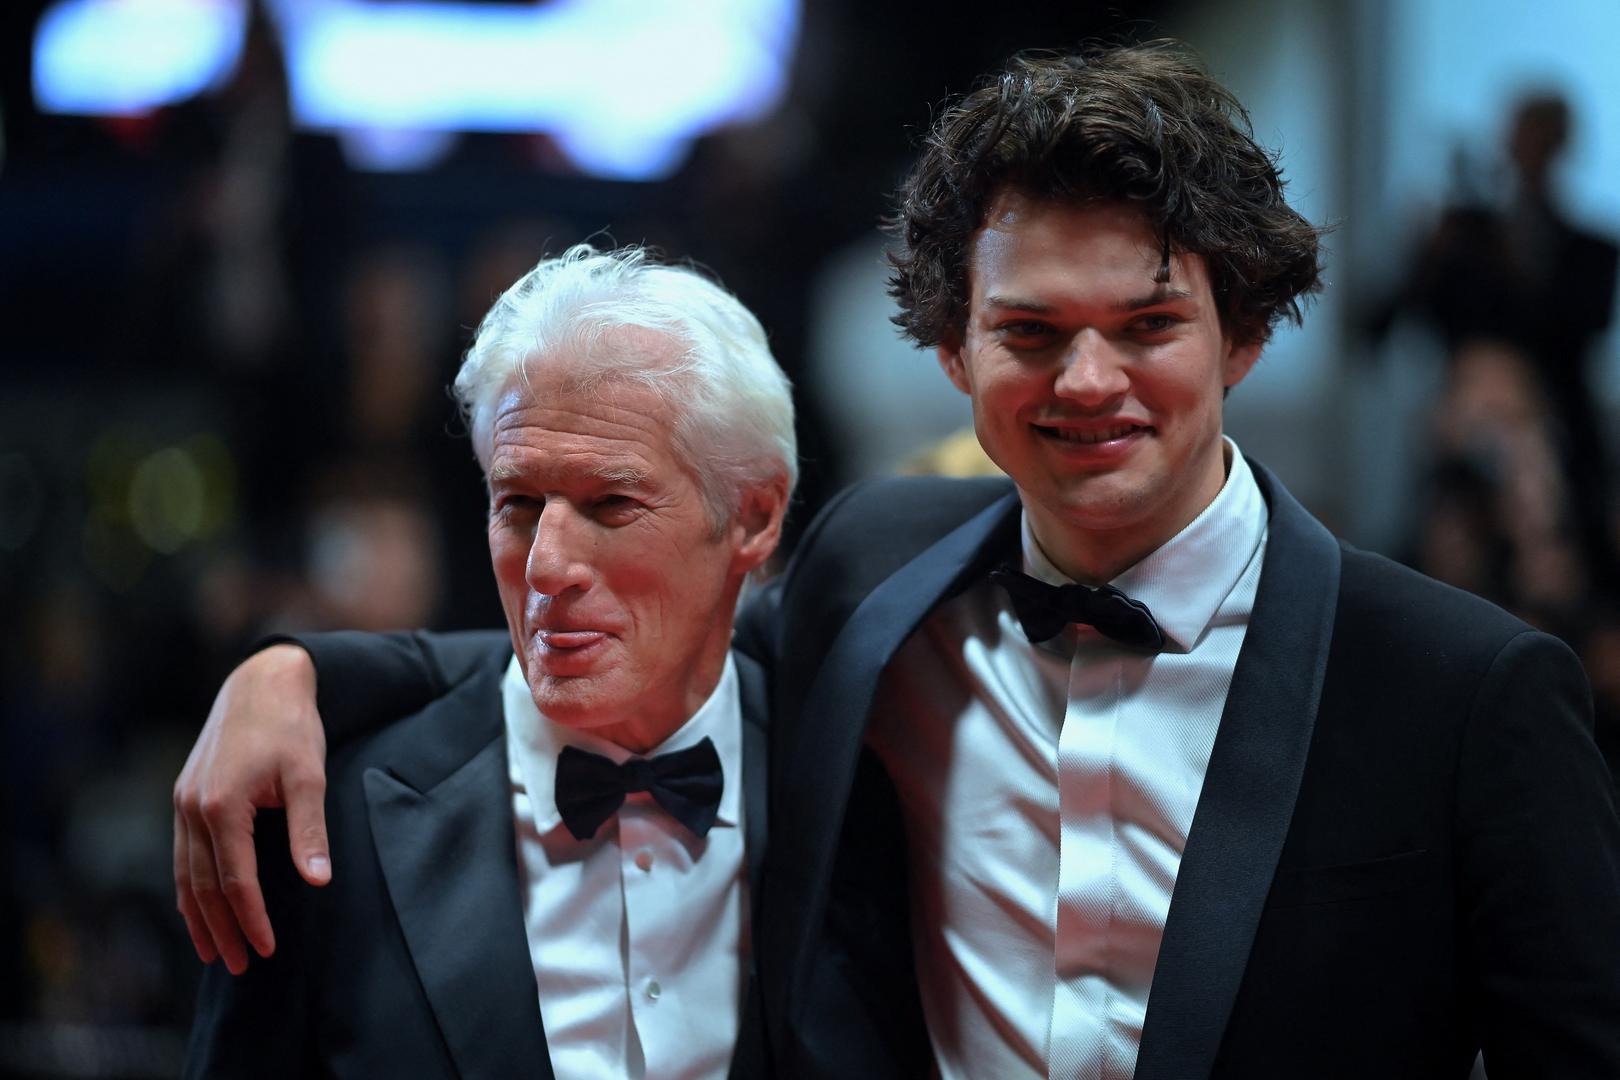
[592,494,642,524]
[995,319,1056,346]
[1129,313,1179,335]
[492,493,539,520]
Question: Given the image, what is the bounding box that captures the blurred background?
[2,0,1617,1074]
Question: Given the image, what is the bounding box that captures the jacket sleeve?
[261,629,510,747]
[1458,630,1620,1075]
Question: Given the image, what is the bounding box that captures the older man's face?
[485,359,762,750]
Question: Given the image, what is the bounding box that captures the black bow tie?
[990,566,1167,650]
[554,736,724,841]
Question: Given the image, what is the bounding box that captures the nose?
[525,502,595,596]
[1053,329,1129,406]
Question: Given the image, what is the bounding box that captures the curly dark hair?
[887,41,1325,347]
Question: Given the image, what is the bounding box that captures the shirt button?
[644,979,662,1001]
[634,850,654,872]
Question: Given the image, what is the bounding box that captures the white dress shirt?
[867,440,1269,1080]
[502,652,747,1080]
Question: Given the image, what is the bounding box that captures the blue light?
[32,0,801,180]
[34,0,247,116]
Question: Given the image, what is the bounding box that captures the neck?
[1029,521,1167,587]
[593,652,727,755]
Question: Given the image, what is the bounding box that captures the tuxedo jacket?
[186,637,772,1079]
[736,462,1620,1080]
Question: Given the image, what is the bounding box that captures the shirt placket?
[618,795,666,1077]
[1048,637,1124,1080]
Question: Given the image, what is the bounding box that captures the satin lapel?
[365,672,554,1080]
[771,490,1022,1012]
[1134,462,1341,1080]
[735,651,770,902]
[719,650,774,1080]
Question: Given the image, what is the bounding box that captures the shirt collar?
[1020,437,1268,652]
[502,652,744,835]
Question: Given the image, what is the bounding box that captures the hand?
[173,643,330,973]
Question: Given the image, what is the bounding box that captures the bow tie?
[990,566,1167,650]
[554,736,724,841]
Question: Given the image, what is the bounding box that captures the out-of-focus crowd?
[1366,93,1620,780]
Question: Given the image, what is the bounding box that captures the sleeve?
[184,811,314,1077]
[1458,630,1620,1076]
[259,629,510,747]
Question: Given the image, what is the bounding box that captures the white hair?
[455,244,798,528]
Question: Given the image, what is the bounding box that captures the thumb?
[283,770,332,886]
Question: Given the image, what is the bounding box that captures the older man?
[181,245,793,1078]
[179,43,1620,1080]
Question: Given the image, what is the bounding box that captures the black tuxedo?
[186,636,771,1079]
[741,462,1620,1079]
[198,464,1620,1078]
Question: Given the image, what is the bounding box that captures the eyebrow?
[486,462,651,488]
[1114,286,1195,312]
[981,285,1196,315]
[595,467,651,488]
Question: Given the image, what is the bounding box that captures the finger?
[283,767,331,887]
[210,802,276,959]
[190,798,251,975]
[173,808,218,965]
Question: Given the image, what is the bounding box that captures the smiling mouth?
[1034,422,1150,444]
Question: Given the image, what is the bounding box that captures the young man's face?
[939,191,1261,581]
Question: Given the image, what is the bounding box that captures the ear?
[730,473,790,575]
[1222,337,1263,389]
[937,342,973,396]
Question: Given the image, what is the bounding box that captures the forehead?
[486,363,683,484]
[968,191,1210,300]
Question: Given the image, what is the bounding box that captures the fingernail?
[308,855,330,879]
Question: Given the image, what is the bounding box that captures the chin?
[527,680,601,724]
[1044,478,1153,523]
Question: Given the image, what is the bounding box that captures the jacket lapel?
[770,490,1023,1018]
[1134,462,1341,1080]
[730,651,773,1080]
[365,669,555,1080]
[736,651,770,901]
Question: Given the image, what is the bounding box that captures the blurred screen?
[34,0,801,177]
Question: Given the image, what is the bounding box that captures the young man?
[177,44,1620,1080]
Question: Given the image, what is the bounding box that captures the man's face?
[940,192,1260,580]
[486,353,779,749]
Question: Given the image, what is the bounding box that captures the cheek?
[487,530,534,607]
[658,543,734,618]
[487,530,523,581]
[969,363,1022,412]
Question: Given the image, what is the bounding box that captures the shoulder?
[1331,540,1579,686]
[804,474,1014,544]
[787,474,1013,590]
[765,474,1012,648]
[1249,457,1559,680]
